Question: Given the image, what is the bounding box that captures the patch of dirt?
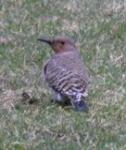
[0,89,17,111]
[0,36,13,45]
[0,88,40,111]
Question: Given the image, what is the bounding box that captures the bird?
[38,36,90,112]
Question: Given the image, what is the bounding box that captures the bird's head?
[38,36,76,53]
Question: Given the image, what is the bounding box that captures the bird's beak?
[37,37,52,45]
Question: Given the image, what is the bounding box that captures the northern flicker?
[38,36,90,112]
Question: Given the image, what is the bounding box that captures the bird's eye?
[61,42,65,45]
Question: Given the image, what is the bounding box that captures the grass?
[0,0,126,149]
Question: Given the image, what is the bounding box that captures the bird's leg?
[51,89,66,103]
[71,94,89,112]
[51,90,64,103]
[51,90,71,105]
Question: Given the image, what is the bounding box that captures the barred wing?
[44,59,88,97]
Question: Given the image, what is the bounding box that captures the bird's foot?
[51,98,71,107]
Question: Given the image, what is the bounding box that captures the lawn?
[0,0,126,149]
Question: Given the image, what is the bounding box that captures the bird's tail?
[73,100,89,112]
[69,94,89,112]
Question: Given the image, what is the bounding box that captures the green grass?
[0,0,126,149]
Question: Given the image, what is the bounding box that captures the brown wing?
[44,58,89,97]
